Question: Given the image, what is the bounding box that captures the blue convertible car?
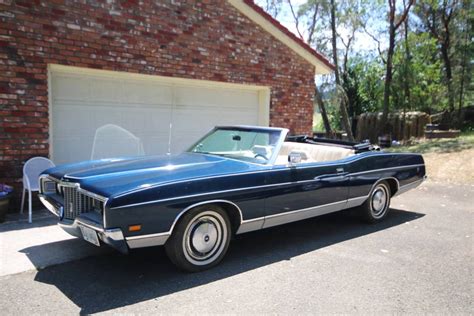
[39,126,426,271]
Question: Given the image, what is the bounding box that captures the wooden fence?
[356,112,430,142]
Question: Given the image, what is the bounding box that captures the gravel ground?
[0,180,472,314]
[387,133,474,184]
[423,148,474,184]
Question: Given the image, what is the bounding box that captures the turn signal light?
[128,224,142,232]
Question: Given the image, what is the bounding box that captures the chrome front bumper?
[39,194,128,254]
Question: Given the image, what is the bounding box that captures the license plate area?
[79,225,100,246]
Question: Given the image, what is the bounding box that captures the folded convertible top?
[285,135,379,154]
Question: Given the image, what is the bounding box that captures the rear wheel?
[165,205,231,272]
[360,181,391,223]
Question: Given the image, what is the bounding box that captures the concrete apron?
[0,211,110,276]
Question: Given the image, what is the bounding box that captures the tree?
[255,0,471,137]
[418,0,458,112]
[288,0,333,136]
[315,85,333,134]
[456,0,473,114]
[288,0,370,140]
[379,0,414,134]
[330,0,355,141]
[392,32,445,114]
[263,0,284,18]
[401,0,412,132]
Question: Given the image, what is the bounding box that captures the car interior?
[274,142,355,165]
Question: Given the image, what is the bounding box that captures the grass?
[386,132,474,154]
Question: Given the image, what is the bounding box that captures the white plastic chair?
[21,157,55,223]
[90,124,145,160]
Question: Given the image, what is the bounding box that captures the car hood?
[45,153,266,197]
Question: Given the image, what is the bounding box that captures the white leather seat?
[275,142,354,165]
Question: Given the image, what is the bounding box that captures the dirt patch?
[422,148,474,184]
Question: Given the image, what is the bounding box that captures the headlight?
[91,199,104,214]
[40,177,59,194]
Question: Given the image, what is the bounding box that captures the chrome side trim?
[111,182,297,209]
[349,164,425,176]
[262,200,348,229]
[123,186,411,249]
[126,232,170,249]
[170,199,244,232]
[392,177,426,197]
[112,165,420,210]
[113,177,330,209]
[345,195,368,208]
[125,199,244,248]
[345,177,401,208]
[112,155,424,198]
[372,176,400,195]
[236,217,265,234]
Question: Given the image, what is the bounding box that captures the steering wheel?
[254,153,269,161]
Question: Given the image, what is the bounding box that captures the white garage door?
[50,65,269,164]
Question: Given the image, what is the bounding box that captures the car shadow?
[0,213,57,233]
[30,208,424,314]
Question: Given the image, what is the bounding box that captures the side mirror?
[288,152,302,165]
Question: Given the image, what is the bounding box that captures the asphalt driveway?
[0,180,472,314]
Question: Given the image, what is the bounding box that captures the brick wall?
[0,0,316,208]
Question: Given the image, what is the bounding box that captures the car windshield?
[188,128,282,164]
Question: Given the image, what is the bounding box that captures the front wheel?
[359,181,391,223]
[165,205,231,272]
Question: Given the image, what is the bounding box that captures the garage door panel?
[174,86,259,108]
[51,67,267,163]
[171,104,258,129]
[54,137,92,164]
[141,135,170,156]
[144,109,172,130]
[92,108,123,130]
[119,110,169,137]
[171,112,257,131]
[53,106,93,135]
[89,78,124,104]
[52,75,90,102]
[124,81,173,105]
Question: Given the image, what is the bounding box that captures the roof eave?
[228,0,335,75]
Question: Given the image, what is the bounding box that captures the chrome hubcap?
[191,220,218,254]
[183,211,227,266]
[371,186,388,217]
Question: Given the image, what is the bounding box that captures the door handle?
[313,168,347,181]
[313,174,347,181]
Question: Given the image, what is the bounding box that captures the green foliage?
[392,32,445,113]
[257,0,472,131]
[343,56,385,115]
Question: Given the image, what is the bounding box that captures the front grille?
[61,185,102,220]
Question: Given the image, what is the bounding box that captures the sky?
[253,0,389,60]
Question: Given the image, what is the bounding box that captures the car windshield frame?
[187,126,288,165]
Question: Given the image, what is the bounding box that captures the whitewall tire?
[165,205,231,272]
[360,181,391,223]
